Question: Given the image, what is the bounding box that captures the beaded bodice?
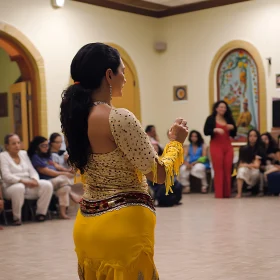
[83,108,158,201]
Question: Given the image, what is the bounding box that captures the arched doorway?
[108,43,141,121]
[209,40,267,139]
[0,22,47,149]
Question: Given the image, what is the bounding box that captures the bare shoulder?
[88,105,112,134]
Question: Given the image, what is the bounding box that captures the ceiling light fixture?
[52,0,65,8]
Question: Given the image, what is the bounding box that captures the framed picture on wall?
[173,85,187,102]
[0,92,8,117]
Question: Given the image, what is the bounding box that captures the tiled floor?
[1,194,280,280]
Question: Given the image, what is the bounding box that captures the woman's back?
[88,104,117,154]
[83,106,157,201]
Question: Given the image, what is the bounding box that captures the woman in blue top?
[179,130,208,193]
[28,136,81,219]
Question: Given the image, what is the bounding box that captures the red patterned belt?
[80,192,155,217]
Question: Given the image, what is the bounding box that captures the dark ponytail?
[60,43,121,174]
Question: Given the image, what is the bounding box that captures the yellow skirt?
[73,206,159,280]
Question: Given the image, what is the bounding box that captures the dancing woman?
[60,43,188,280]
[204,101,237,198]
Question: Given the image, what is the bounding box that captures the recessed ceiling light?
[52,0,65,8]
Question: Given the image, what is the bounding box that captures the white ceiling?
[143,0,210,7]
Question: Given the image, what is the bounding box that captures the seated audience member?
[264,149,280,177]
[50,132,83,186]
[145,125,164,155]
[178,130,209,193]
[261,132,278,164]
[148,179,183,207]
[50,133,70,169]
[236,129,265,198]
[0,134,53,225]
[28,136,80,219]
[146,127,182,205]
[266,150,280,194]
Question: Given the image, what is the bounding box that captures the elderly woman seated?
[28,136,81,219]
[0,134,53,225]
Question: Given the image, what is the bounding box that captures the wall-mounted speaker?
[154,42,167,53]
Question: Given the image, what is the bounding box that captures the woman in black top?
[261,132,277,163]
[204,101,237,198]
[236,129,265,197]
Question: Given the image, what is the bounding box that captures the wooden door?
[112,60,140,120]
[9,81,32,150]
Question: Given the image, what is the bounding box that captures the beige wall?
[0,0,279,145]
[157,0,280,144]
[0,0,160,137]
[0,48,20,146]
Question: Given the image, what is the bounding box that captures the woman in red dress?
[204,101,237,198]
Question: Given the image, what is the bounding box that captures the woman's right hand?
[20,178,32,186]
[168,118,189,144]
[214,128,224,135]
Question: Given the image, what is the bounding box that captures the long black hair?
[188,130,204,147]
[239,129,265,164]
[211,100,235,124]
[261,132,277,152]
[60,43,121,174]
[28,136,50,159]
[247,129,262,149]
